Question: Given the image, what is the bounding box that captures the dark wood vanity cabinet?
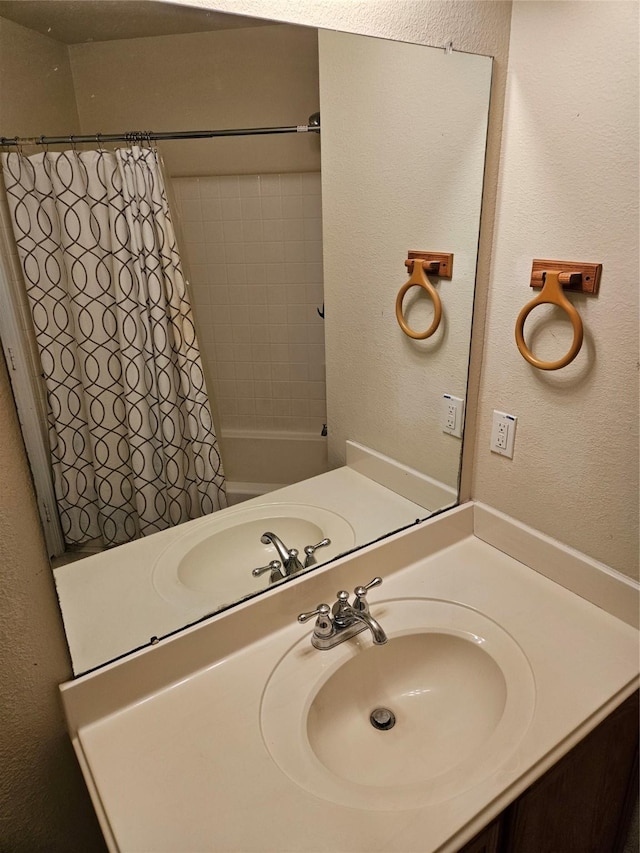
[458,818,501,853]
[459,690,639,853]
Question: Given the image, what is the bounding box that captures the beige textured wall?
[0,16,106,852]
[0,359,106,853]
[474,0,639,578]
[0,16,79,137]
[69,24,320,176]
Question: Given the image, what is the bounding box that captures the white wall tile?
[261,196,282,219]
[280,173,302,195]
[188,264,208,286]
[206,244,226,264]
[178,178,200,199]
[239,175,260,197]
[260,174,280,196]
[263,242,285,263]
[303,218,322,241]
[304,241,323,263]
[173,172,325,433]
[265,263,285,283]
[219,176,240,198]
[302,173,322,195]
[182,221,204,243]
[241,197,262,220]
[201,198,222,220]
[226,264,247,285]
[246,264,266,284]
[221,198,242,220]
[284,242,305,263]
[199,177,220,199]
[201,219,222,241]
[283,219,304,241]
[281,196,303,219]
[302,196,322,218]
[222,220,243,242]
[263,220,283,241]
[208,264,228,284]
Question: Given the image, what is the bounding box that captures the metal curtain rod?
[0,113,321,148]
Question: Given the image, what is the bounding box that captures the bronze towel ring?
[395,259,442,340]
[515,270,583,370]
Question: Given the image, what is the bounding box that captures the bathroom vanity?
[59,502,639,852]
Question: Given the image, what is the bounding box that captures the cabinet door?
[457,818,501,853]
[501,691,639,853]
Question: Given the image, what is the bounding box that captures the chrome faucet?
[255,532,331,582]
[260,531,304,575]
[298,577,388,649]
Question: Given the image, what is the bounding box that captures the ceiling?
[0,1,273,44]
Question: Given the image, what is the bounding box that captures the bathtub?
[220,429,329,505]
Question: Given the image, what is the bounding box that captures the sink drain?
[370,707,396,730]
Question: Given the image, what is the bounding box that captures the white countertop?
[61,502,639,853]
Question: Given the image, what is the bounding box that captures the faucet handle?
[297,603,333,639]
[353,577,383,611]
[252,560,282,578]
[297,602,331,623]
[303,537,331,568]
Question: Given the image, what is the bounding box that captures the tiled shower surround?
[171,173,326,434]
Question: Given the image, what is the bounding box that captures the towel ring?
[515,270,583,370]
[395,260,442,339]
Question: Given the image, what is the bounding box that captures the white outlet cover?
[491,410,517,458]
[442,395,464,438]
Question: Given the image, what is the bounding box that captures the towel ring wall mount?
[515,260,602,371]
[395,251,453,340]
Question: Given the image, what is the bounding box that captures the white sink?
[152,503,355,610]
[260,598,536,810]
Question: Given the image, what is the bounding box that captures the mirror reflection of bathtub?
[220,430,329,505]
[0,2,492,674]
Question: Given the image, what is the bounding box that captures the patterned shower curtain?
[2,145,227,548]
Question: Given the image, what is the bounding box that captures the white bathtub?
[220,429,329,505]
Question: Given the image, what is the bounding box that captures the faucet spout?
[261,531,289,564]
[347,608,388,644]
[260,532,304,575]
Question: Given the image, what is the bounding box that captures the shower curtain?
[2,145,227,548]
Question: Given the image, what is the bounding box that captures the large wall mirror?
[0,1,492,674]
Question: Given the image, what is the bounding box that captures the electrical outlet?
[491,410,517,458]
[442,395,464,438]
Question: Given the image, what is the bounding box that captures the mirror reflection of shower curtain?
[1,145,227,548]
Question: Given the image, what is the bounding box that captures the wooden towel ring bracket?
[530,259,602,294]
[515,260,601,371]
[406,250,453,279]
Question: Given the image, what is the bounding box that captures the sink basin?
[309,632,508,787]
[261,599,535,810]
[153,503,355,610]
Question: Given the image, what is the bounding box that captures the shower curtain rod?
[0,113,321,148]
